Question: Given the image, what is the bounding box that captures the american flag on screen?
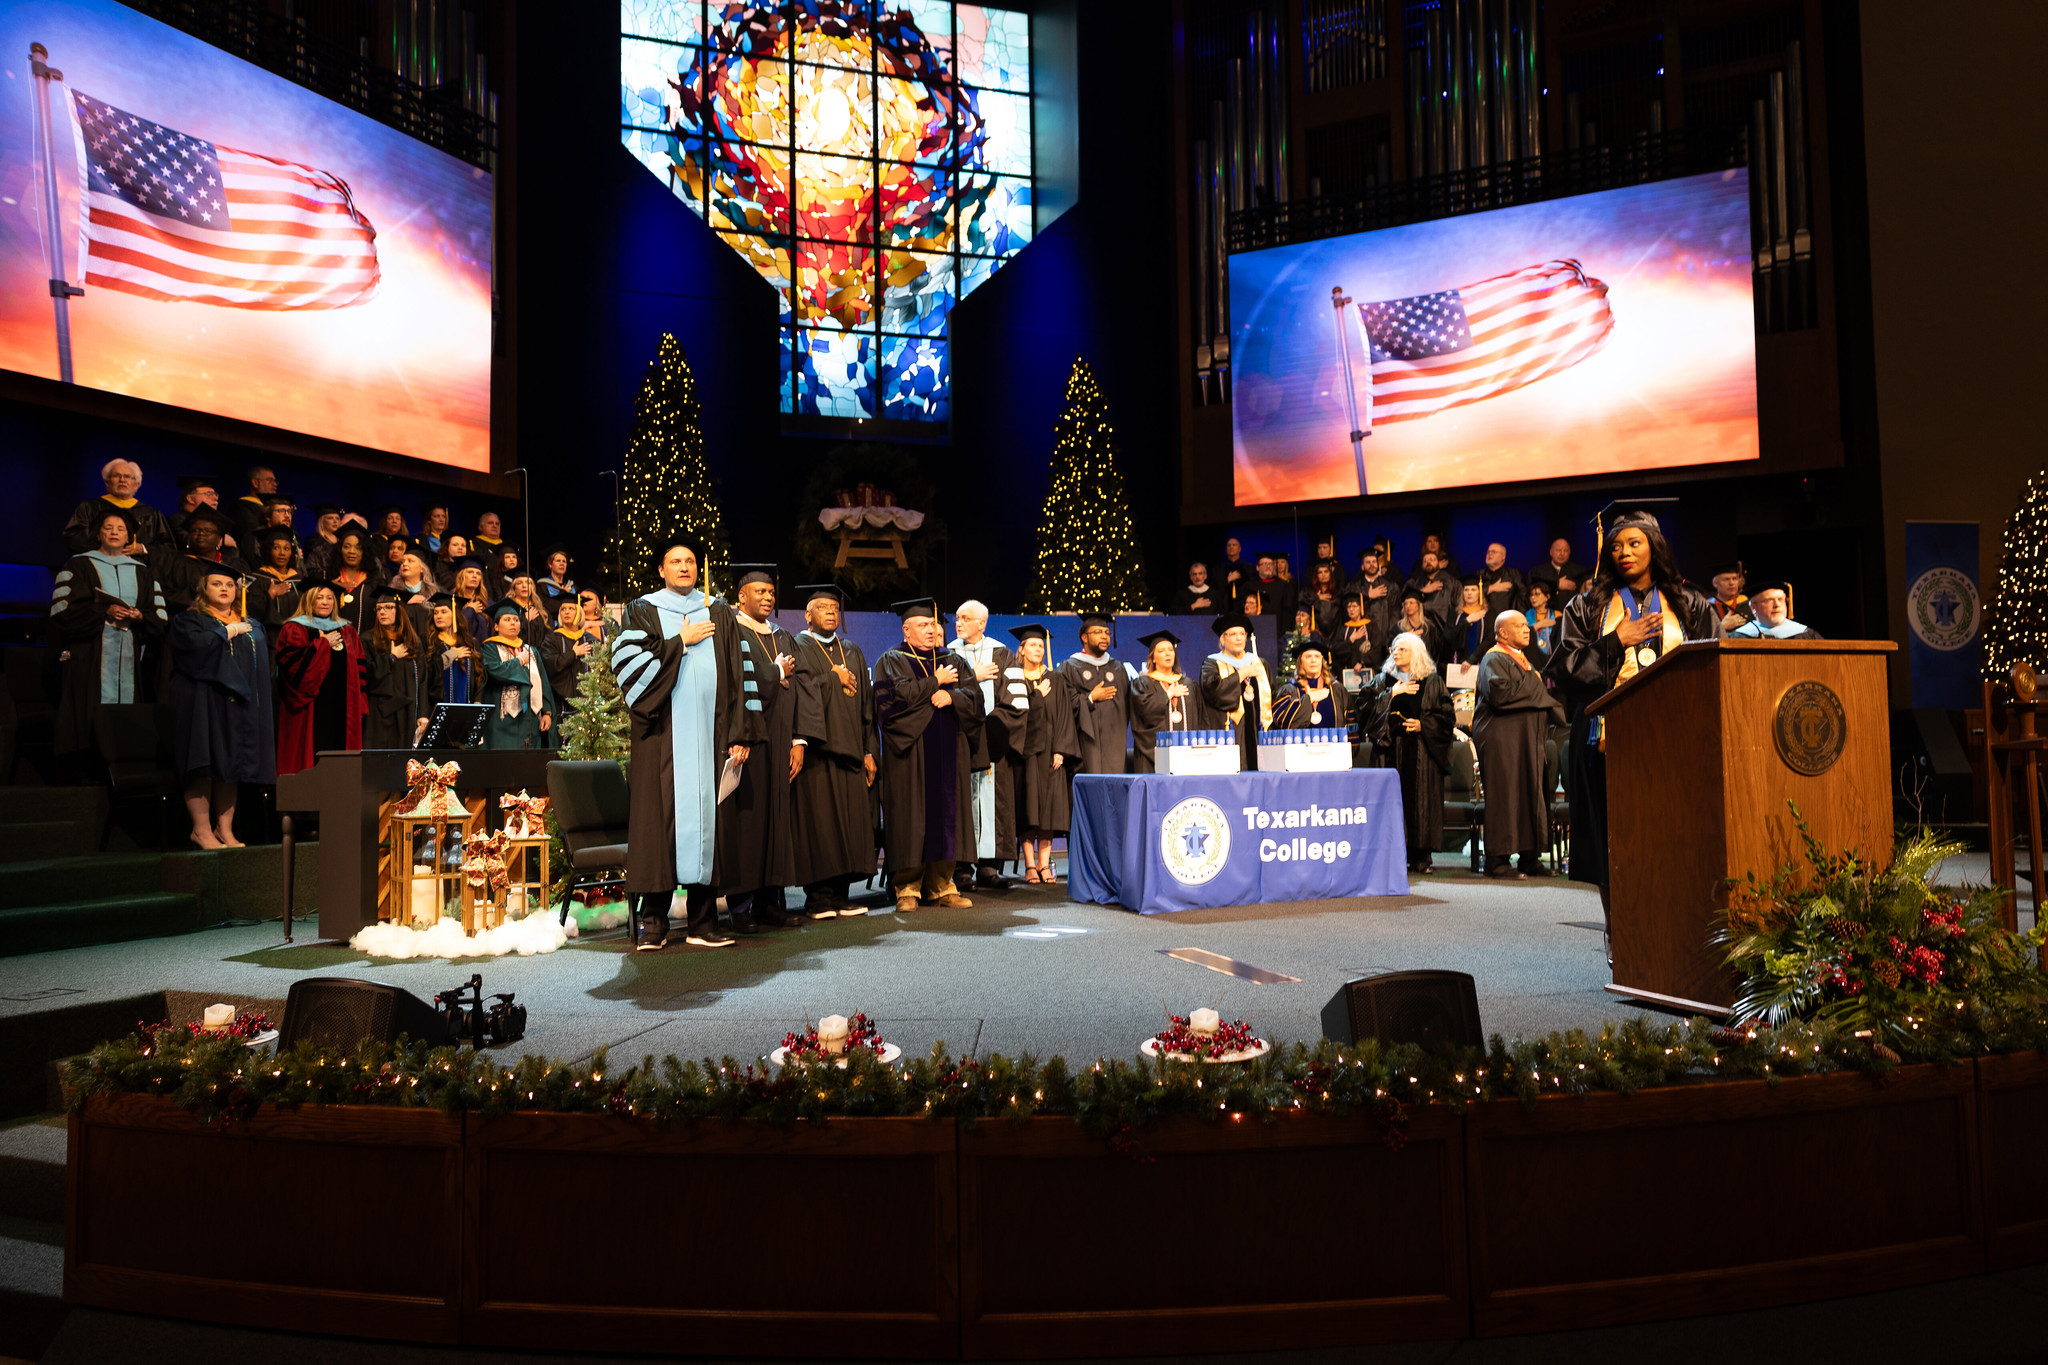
[65,91,379,310]
[1353,260,1611,425]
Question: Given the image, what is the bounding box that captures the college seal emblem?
[1773,680,1847,777]
[1159,797,1231,886]
[1907,567,1978,652]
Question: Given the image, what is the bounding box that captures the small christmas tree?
[606,332,730,601]
[545,640,631,916]
[1984,471,2048,680]
[1026,359,1152,613]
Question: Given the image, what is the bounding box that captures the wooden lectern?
[1584,639,1896,1014]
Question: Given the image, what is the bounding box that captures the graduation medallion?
[1309,711,1324,724]
[1635,646,1658,669]
[1169,708,1184,725]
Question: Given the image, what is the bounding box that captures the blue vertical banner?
[1904,521,1982,708]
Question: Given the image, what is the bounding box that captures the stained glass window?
[621,2,1034,424]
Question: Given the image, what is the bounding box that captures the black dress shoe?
[633,924,668,952]
[729,914,764,935]
[755,907,805,929]
[686,929,737,948]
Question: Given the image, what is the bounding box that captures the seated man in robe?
[1725,583,1821,640]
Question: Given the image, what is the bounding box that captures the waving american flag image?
[65,90,379,310]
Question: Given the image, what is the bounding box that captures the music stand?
[420,703,493,750]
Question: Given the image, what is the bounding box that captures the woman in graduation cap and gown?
[1370,631,1456,874]
[275,581,369,775]
[245,526,304,644]
[329,528,378,635]
[1128,629,1215,772]
[428,593,482,705]
[478,598,555,750]
[1544,508,1716,932]
[1446,576,1495,667]
[1272,635,1351,738]
[170,562,276,847]
[1199,612,1274,772]
[363,586,443,748]
[986,624,1080,883]
[50,507,171,759]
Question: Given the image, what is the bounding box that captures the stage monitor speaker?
[279,978,451,1051]
[1322,970,1483,1051]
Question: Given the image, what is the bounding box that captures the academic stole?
[1594,590,1684,750]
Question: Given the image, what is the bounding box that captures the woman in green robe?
[478,599,556,750]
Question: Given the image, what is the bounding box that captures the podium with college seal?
[1584,639,1896,1014]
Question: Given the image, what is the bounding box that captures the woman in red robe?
[275,581,369,775]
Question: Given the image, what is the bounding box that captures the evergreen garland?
[1983,469,2048,679]
[1027,359,1151,613]
[606,333,730,602]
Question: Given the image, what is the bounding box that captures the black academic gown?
[50,553,170,756]
[363,639,442,748]
[1472,648,1564,860]
[537,629,592,711]
[1272,677,1351,736]
[63,498,174,555]
[986,668,1080,846]
[1199,652,1274,772]
[168,612,277,784]
[1480,566,1529,620]
[1346,572,1399,641]
[1217,556,1255,606]
[150,546,228,616]
[873,645,985,873]
[1530,558,1590,592]
[1393,615,1448,670]
[1057,653,1134,775]
[246,568,304,644]
[1330,621,1385,677]
[1127,671,1218,773]
[1167,584,1222,614]
[1446,611,1495,667]
[1408,573,1459,634]
[790,630,880,889]
[715,618,800,896]
[1368,672,1455,863]
[619,595,754,898]
[1544,580,1717,886]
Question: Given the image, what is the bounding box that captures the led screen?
[1229,170,1758,504]
[0,0,493,468]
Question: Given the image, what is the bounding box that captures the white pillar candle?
[818,1015,849,1055]
[506,885,526,918]
[203,1004,235,1031]
[1189,1008,1221,1036]
[410,880,440,927]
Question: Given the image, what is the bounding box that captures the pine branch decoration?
[605,333,731,601]
[1027,358,1151,613]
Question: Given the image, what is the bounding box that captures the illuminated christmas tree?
[1984,470,2048,679]
[606,333,730,600]
[1026,359,1151,613]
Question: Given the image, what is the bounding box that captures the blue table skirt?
[1067,770,1410,913]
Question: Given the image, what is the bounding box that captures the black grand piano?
[277,749,554,941]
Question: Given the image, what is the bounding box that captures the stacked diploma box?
[1255,728,1353,772]
[1157,729,1242,775]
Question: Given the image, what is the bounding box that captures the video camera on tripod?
[433,973,527,1047]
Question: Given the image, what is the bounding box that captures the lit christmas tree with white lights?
[1984,469,2048,679]
[606,332,730,601]
[1026,359,1151,613]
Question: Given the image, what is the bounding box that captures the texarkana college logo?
[1907,567,1978,652]
[1160,797,1231,886]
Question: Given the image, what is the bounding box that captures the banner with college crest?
[1065,771,1409,913]
[1904,521,1981,709]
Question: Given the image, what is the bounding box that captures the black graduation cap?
[891,596,940,620]
[730,563,778,588]
[1290,634,1330,659]
[427,591,454,607]
[1210,611,1254,637]
[309,502,342,518]
[92,505,139,539]
[1399,585,1426,605]
[1748,580,1790,598]
[1707,560,1745,578]
[496,543,526,563]
[537,541,572,564]
[369,585,406,605]
[1008,623,1051,643]
[1460,573,1483,589]
[1592,497,1680,545]
[796,583,844,606]
[1077,609,1116,644]
[298,577,341,599]
[1136,628,1182,650]
[177,474,219,493]
[419,499,451,515]
[376,502,406,518]
[335,525,375,546]
[451,557,485,575]
[262,492,297,508]
[181,507,232,535]
[195,561,245,586]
